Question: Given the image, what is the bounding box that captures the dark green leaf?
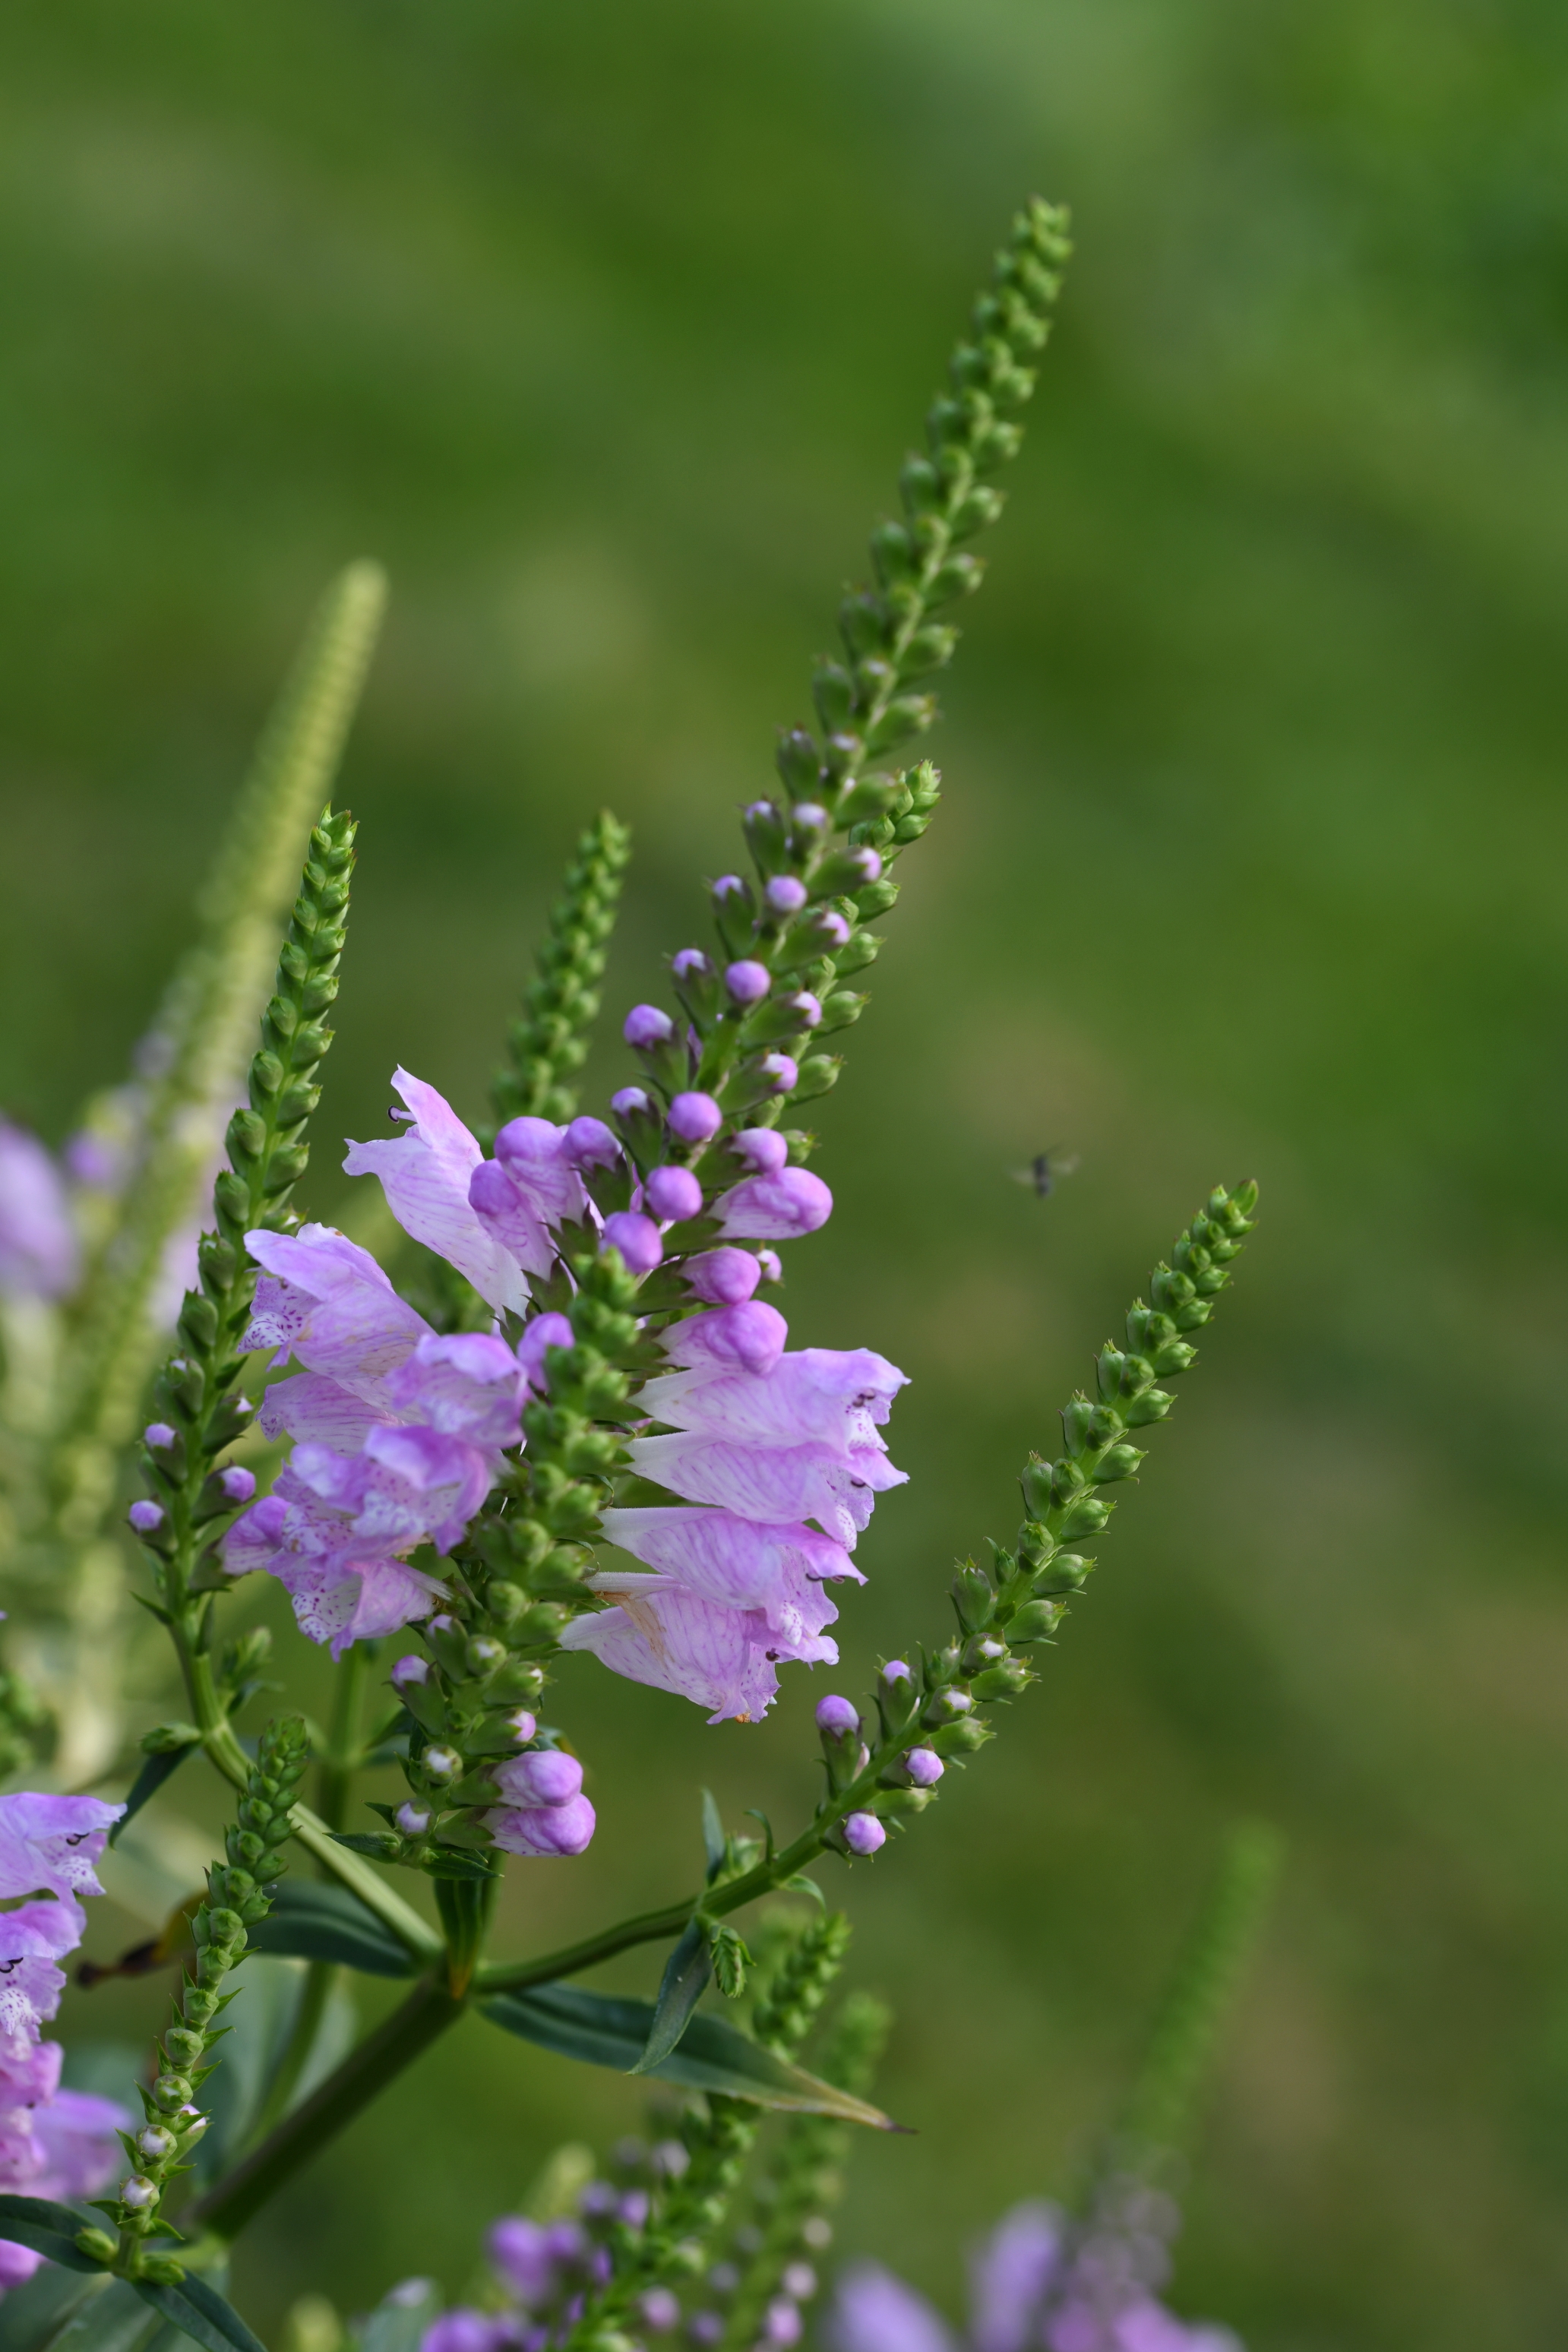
[0,2198,107,2274]
[700,1790,725,1880]
[632,1919,710,2074]
[0,2261,108,2352]
[46,2279,163,2352]
[780,1873,826,1910]
[419,1852,495,1882]
[247,1884,416,1978]
[108,1744,199,1847]
[481,1984,896,2126]
[129,2275,265,2352]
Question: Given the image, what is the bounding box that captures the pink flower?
[660,1302,789,1377]
[626,1430,905,1550]
[270,1551,448,1659]
[344,1070,530,1314]
[559,1581,834,1723]
[599,1506,861,1633]
[638,1348,906,1456]
[485,1794,597,1857]
[0,1121,77,1301]
[714,1166,833,1241]
[244,1225,430,1400]
[0,1794,123,1906]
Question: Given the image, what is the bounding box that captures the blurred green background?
[2,0,1565,2345]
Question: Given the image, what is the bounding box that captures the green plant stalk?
[182,1187,1256,2243]
[188,1975,464,2243]
[718,1990,891,2352]
[485,809,631,1140]
[127,807,442,1968]
[250,1649,381,2139]
[93,1717,310,2284]
[559,1915,854,2350]
[39,571,385,1786]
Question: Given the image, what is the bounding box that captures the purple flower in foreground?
[486,1795,597,1857]
[624,1004,675,1048]
[842,1812,885,1856]
[344,1070,529,1314]
[0,1120,78,1301]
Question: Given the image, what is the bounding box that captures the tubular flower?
[561,1318,906,1720]
[0,1794,128,2286]
[0,1119,77,1301]
[227,1226,531,1654]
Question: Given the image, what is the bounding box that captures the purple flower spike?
[144,1423,176,1451]
[760,1054,798,1092]
[732,1129,789,1176]
[624,1005,675,1049]
[0,1119,78,1301]
[814,909,852,949]
[564,1117,621,1170]
[713,874,748,902]
[842,1812,886,1856]
[816,1694,861,1737]
[661,1301,789,1376]
[486,1794,596,1857]
[882,1658,912,1683]
[787,993,823,1029]
[725,960,771,1006]
[218,1466,256,1504]
[612,1086,652,1118]
[492,1749,584,1808]
[645,1165,703,1222]
[672,948,713,981]
[602,1210,663,1276]
[666,1091,723,1144]
[684,1247,762,1305]
[764,876,808,915]
[903,1747,944,1788]
[128,1501,164,1535]
[716,1165,832,1240]
[848,846,884,884]
[390,1654,430,1689]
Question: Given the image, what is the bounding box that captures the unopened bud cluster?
[109,1715,307,2274]
[488,811,631,1134]
[128,814,356,1612]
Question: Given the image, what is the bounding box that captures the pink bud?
[760,1054,798,1092]
[602,1211,663,1276]
[624,1005,675,1049]
[666,1091,723,1143]
[725,960,771,1006]
[842,1812,886,1857]
[644,1165,704,1222]
[731,1128,789,1175]
[684,1247,762,1305]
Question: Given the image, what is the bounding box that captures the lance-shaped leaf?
[0,2263,115,2352]
[247,1882,417,1978]
[0,2196,105,2274]
[480,1984,896,2127]
[129,2273,267,2352]
[632,1917,711,2074]
[109,1734,201,1845]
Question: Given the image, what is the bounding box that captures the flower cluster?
[826,2187,1241,2352]
[217,1217,528,1655]
[230,1067,906,1737]
[0,1791,129,2287]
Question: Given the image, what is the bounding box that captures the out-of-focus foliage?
[0,2,1564,2347]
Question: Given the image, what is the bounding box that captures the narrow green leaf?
[109,1745,198,1846]
[129,2275,266,2352]
[245,1883,416,1979]
[780,1873,827,1911]
[0,2262,109,2352]
[700,1791,726,1880]
[419,1852,496,1883]
[39,2278,161,2352]
[480,1984,896,2128]
[0,2198,106,2275]
[632,1920,710,2075]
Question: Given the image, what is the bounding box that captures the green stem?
[189,1974,464,2242]
[251,1957,338,2142]
[318,1641,370,1832]
[175,1618,444,1967]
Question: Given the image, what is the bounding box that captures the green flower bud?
[1005,1598,1065,1643]
[74,2228,119,2265]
